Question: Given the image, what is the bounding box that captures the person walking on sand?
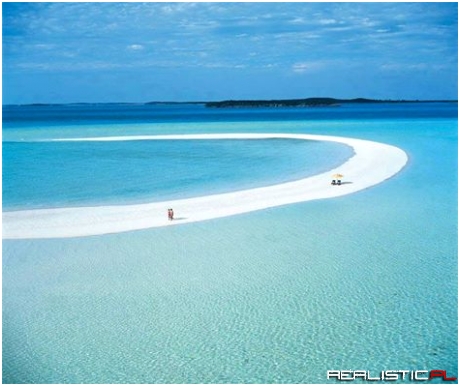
[168,208,174,221]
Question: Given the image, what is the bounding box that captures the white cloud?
[289,17,306,25]
[292,61,324,73]
[379,62,451,72]
[33,43,55,50]
[127,44,144,51]
[319,19,337,25]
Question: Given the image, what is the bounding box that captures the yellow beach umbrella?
[332,173,343,179]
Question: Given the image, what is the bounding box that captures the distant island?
[205,97,457,108]
[5,98,457,108]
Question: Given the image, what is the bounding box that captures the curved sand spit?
[3,133,408,239]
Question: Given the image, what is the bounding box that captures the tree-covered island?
[205,97,455,108]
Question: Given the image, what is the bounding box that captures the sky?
[2,2,458,104]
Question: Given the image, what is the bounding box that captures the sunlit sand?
[2,133,408,239]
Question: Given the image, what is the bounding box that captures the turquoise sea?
[2,103,458,383]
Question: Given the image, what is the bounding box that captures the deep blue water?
[3,102,457,127]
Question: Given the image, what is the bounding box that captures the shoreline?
[2,133,408,240]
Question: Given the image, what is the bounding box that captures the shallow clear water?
[3,138,352,210]
[2,103,457,383]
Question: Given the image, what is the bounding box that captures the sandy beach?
[2,133,408,239]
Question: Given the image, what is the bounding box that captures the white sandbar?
[2,133,408,239]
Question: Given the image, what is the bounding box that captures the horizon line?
[3,97,458,107]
